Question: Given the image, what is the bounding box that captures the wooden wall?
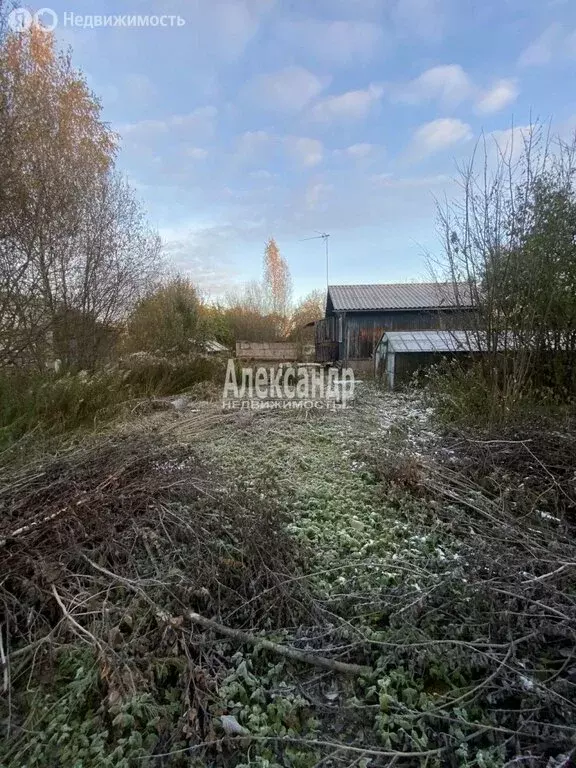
[316,309,476,363]
[342,309,473,361]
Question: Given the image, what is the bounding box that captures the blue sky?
[44,0,576,298]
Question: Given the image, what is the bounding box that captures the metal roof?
[203,339,229,354]
[382,330,482,354]
[328,282,472,312]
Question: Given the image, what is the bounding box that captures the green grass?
[0,354,225,445]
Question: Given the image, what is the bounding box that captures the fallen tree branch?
[184,611,371,676]
[51,585,105,652]
[148,733,447,761]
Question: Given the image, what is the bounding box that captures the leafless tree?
[434,122,576,414]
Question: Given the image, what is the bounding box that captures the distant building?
[202,339,230,355]
[315,282,474,372]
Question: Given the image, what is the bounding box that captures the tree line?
[125,241,324,357]
[0,17,324,371]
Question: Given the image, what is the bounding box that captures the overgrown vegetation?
[2,9,575,768]
[423,358,575,428]
[0,18,321,456]
[0,22,161,372]
[0,354,225,445]
[434,124,576,426]
[2,390,575,767]
[0,422,314,767]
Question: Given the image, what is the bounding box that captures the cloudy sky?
[46,0,576,298]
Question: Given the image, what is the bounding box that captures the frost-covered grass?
[7,384,573,767]
[201,386,460,608]
[187,387,576,768]
[189,390,467,754]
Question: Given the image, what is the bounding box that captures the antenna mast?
[301,231,331,290]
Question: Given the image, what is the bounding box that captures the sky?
[38,0,576,298]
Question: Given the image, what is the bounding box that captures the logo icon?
[34,8,58,31]
[7,7,58,33]
[7,8,33,31]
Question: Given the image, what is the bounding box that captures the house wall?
[346,358,374,375]
[340,309,473,362]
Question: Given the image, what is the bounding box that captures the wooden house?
[315,282,474,371]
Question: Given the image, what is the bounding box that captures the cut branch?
[184,612,370,676]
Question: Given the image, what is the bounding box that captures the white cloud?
[393,66,519,115]
[475,79,519,114]
[243,66,329,112]
[489,125,534,163]
[344,143,375,158]
[159,223,239,296]
[310,84,383,122]
[122,74,157,104]
[121,106,217,138]
[304,182,333,210]
[195,0,276,61]
[409,118,473,158]
[119,107,218,157]
[284,136,324,167]
[276,19,384,65]
[235,130,272,162]
[235,132,323,168]
[171,106,218,127]
[519,23,576,67]
[371,173,450,188]
[394,65,473,107]
[250,169,275,180]
[519,24,559,67]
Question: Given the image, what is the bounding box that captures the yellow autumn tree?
[263,237,292,321]
[0,22,160,369]
[217,238,294,343]
[3,23,116,203]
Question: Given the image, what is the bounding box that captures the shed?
[315,282,475,371]
[374,330,481,389]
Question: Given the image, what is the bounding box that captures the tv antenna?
[301,231,331,289]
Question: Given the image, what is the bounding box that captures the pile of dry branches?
[362,425,576,765]
[439,419,576,521]
[0,430,318,763]
[2,408,576,766]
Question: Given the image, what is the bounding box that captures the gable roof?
[328,282,472,312]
